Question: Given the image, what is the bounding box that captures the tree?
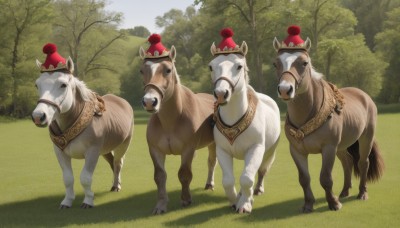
[0,0,52,117]
[375,7,400,103]
[52,0,124,82]
[121,26,150,38]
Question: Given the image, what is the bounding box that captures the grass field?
[0,110,399,227]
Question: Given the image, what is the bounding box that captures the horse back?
[91,94,133,149]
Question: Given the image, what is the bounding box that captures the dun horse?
[273,26,384,212]
[209,28,281,213]
[139,34,217,215]
[31,43,133,208]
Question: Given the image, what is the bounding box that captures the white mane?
[72,77,93,102]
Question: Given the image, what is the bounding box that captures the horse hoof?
[181,200,192,207]
[253,189,264,196]
[80,203,93,209]
[59,204,70,209]
[204,183,214,191]
[329,202,342,211]
[110,186,121,192]
[302,206,313,213]
[152,208,166,215]
[339,190,349,198]
[357,192,368,200]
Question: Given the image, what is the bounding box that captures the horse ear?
[139,46,146,59]
[66,56,74,74]
[210,42,217,56]
[36,59,42,69]
[273,37,281,52]
[304,37,312,52]
[240,41,248,56]
[169,46,177,61]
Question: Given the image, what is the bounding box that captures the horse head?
[32,57,76,127]
[273,37,324,101]
[209,42,249,105]
[139,45,179,113]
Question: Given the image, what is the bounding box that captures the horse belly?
[62,140,88,159]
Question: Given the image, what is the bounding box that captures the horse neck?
[56,91,86,132]
[219,85,248,126]
[157,82,183,130]
[287,77,324,127]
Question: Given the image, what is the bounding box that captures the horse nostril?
[40,113,46,122]
[213,91,217,99]
[277,86,281,95]
[141,98,146,107]
[152,98,158,107]
[287,85,293,96]
[224,90,229,99]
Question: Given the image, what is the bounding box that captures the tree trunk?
[11,30,21,116]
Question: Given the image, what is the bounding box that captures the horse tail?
[347,140,385,182]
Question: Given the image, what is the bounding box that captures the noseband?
[143,83,165,99]
[213,70,244,92]
[36,76,72,113]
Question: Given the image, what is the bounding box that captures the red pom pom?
[43,43,57,54]
[287,25,301,36]
[148,34,161,44]
[220,28,234,38]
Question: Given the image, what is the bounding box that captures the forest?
[0,0,399,117]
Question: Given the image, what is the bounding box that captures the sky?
[106,0,198,33]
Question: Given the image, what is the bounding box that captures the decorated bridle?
[277,52,311,91]
[36,74,72,113]
[142,59,177,101]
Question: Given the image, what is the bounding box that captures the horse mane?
[172,61,181,85]
[309,59,324,80]
[72,77,93,102]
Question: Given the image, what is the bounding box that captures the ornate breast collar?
[285,80,345,142]
[214,89,258,145]
[49,93,105,150]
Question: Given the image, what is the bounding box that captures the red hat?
[213,28,241,55]
[143,34,169,58]
[277,25,310,51]
[40,43,68,72]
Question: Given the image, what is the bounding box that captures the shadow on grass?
[0,188,226,227]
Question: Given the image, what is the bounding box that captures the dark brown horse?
[139,45,217,215]
[273,37,384,213]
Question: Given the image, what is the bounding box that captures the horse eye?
[237,65,243,70]
[303,61,309,67]
[60,84,67,88]
[209,66,213,72]
[166,68,172,74]
[273,62,277,68]
[35,84,38,89]
[139,69,143,74]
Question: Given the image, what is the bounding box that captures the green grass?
[0,111,399,227]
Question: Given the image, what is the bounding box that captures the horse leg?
[289,145,315,213]
[80,147,100,208]
[216,147,237,208]
[205,142,217,190]
[337,149,353,198]
[179,150,195,207]
[102,152,114,171]
[110,135,131,192]
[236,144,265,213]
[254,143,277,195]
[321,146,342,211]
[54,147,75,209]
[357,136,373,200]
[150,148,168,215]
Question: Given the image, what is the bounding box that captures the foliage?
[375,7,400,103]
[121,26,151,38]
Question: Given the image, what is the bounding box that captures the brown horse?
[273,38,384,212]
[139,45,217,215]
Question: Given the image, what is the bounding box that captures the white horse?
[31,57,134,208]
[209,42,281,213]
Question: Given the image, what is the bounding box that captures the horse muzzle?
[31,111,49,127]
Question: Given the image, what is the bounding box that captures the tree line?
[1,0,399,118]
